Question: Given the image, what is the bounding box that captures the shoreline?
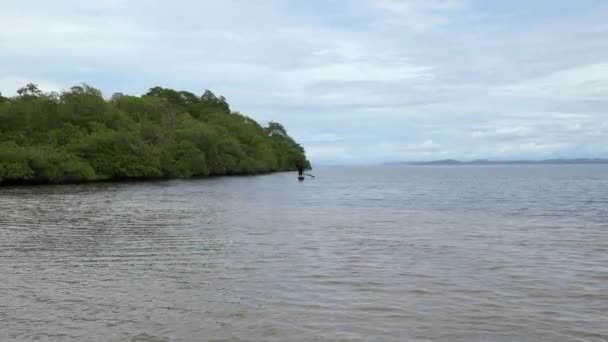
[0,168,299,188]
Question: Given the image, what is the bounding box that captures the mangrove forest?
[0,83,310,185]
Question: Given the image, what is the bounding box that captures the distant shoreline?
[383,159,608,166]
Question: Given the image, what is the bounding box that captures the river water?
[1,166,607,341]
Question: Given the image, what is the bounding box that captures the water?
[1,166,607,342]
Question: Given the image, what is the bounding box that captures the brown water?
[1,166,607,341]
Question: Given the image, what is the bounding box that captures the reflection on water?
[1,166,608,341]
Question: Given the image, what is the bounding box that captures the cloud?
[0,0,607,163]
[367,0,469,31]
[494,63,608,100]
[306,144,354,164]
[401,139,442,153]
[297,132,345,144]
[472,126,533,141]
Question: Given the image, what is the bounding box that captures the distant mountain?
[384,158,608,166]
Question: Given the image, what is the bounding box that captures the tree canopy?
[0,83,310,185]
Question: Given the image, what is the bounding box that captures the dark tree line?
[0,84,310,185]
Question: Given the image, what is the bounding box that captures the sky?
[1,0,607,164]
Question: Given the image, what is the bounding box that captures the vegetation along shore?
[0,84,310,185]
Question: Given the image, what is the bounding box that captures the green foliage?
[174,141,209,177]
[26,147,97,183]
[0,144,35,182]
[0,84,310,185]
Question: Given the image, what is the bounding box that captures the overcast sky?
[1,0,607,164]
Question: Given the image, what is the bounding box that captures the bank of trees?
[0,84,310,185]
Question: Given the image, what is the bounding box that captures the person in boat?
[296,160,314,179]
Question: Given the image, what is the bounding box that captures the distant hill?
[384,159,608,166]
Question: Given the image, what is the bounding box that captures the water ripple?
[1,166,607,341]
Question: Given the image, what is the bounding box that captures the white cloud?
[497,142,566,155]
[471,131,486,139]
[496,126,533,137]
[298,132,344,144]
[368,0,469,31]
[0,0,607,163]
[306,145,353,163]
[401,139,442,153]
[285,62,434,84]
[494,63,608,100]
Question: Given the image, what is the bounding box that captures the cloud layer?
[1,0,607,164]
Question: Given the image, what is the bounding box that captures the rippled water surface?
[1,166,608,341]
